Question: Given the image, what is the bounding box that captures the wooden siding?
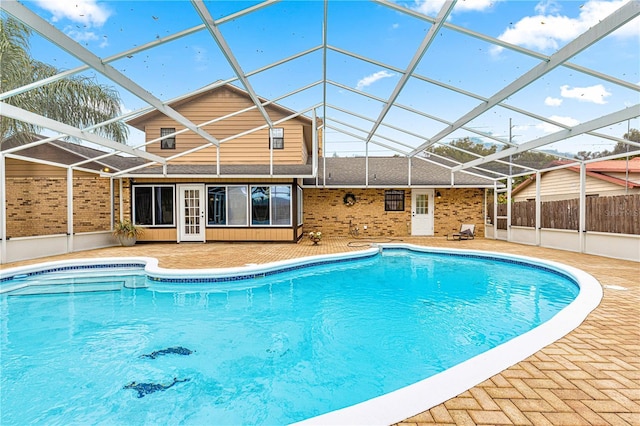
[135,225,295,243]
[607,172,640,184]
[138,87,311,165]
[514,169,640,201]
[206,227,293,241]
[138,228,177,242]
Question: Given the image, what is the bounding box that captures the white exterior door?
[178,184,205,242]
[411,189,434,236]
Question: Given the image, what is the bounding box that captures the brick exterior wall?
[5,176,484,240]
[303,188,410,237]
[5,176,120,238]
[435,188,486,237]
[73,176,115,233]
[303,188,486,238]
[6,177,68,238]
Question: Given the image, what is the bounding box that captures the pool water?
[0,249,579,425]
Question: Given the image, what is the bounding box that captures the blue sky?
[12,0,640,158]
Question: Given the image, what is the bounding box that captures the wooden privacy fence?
[586,194,640,234]
[488,194,640,235]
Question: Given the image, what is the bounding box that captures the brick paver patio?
[2,237,639,425]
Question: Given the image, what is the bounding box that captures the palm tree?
[0,16,128,144]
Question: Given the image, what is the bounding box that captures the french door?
[178,184,205,242]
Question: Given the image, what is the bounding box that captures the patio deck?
[2,237,638,425]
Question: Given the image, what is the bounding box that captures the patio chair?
[447,224,475,241]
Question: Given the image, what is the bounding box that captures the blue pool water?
[0,248,579,425]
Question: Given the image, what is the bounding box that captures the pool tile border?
[0,263,146,283]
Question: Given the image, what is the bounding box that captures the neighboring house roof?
[126,82,317,130]
[512,158,640,196]
[574,157,640,173]
[1,135,145,173]
[302,157,496,187]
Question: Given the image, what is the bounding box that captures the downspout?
[0,153,6,263]
[67,167,74,253]
[535,171,541,246]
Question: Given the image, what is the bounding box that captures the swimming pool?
[0,244,602,425]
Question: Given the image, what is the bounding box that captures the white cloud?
[535,0,561,15]
[120,103,133,115]
[560,84,611,104]
[537,115,580,133]
[410,0,498,16]
[392,23,400,29]
[492,0,638,54]
[34,0,111,48]
[65,28,99,43]
[457,0,501,12]
[356,71,395,91]
[545,96,563,106]
[579,0,639,38]
[34,0,111,27]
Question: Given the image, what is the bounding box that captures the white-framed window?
[250,185,292,226]
[206,185,248,226]
[270,127,284,149]
[160,128,176,149]
[133,185,175,226]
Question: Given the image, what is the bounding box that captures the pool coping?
[0,244,604,425]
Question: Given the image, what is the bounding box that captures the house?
[2,83,497,259]
[512,158,640,202]
[124,83,319,243]
[123,83,496,241]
